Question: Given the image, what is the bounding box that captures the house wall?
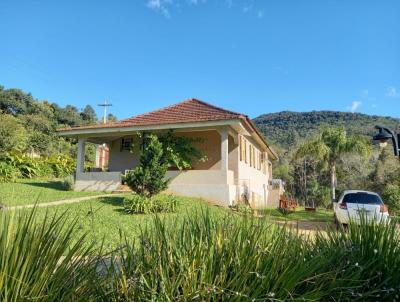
[108,136,140,172]
[107,130,238,175]
[165,170,236,207]
[79,128,274,208]
[236,135,271,208]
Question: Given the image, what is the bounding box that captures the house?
[58,98,282,208]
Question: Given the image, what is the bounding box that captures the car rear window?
[342,193,383,205]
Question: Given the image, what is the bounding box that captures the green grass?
[22,195,228,250]
[2,197,400,300]
[0,179,103,206]
[261,206,333,222]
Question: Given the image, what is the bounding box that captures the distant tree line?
[0,85,120,182]
[253,110,400,149]
[0,85,117,157]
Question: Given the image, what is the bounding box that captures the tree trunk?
[330,162,337,201]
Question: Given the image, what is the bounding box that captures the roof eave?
[57,119,244,137]
[240,116,279,161]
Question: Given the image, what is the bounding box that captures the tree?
[0,114,27,155]
[107,113,118,123]
[124,132,205,197]
[0,88,32,115]
[81,105,97,125]
[159,130,206,170]
[295,127,371,201]
[124,134,169,197]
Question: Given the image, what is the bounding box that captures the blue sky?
[0,0,399,119]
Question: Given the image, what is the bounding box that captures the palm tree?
[295,127,371,201]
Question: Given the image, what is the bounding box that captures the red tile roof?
[115,98,245,126]
[58,98,277,158]
[58,98,245,131]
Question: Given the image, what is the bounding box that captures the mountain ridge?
[252,110,400,149]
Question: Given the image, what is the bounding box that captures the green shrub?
[230,203,253,215]
[125,134,169,198]
[0,153,76,181]
[382,184,400,214]
[123,194,178,214]
[0,161,21,182]
[0,210,100,301]
[62,175,75,191]
[46,154,76,177]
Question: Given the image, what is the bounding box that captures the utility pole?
[98,98,113,124]
[96,99,113,170]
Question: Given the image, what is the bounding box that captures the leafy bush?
[0,153,76,181]
[230,203,253,215]
[0,161,21,182]
[123,194,178,214]
[62,175,75,191]
[46,154,76,177]
[382,184,400,214]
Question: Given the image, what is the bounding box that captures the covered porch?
[74,126,240,205]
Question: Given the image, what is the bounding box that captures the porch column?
[219,128,229,172]
[76,137,86,173]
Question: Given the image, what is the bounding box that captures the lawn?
[23,195,229,250]
[0,179,103,206]
[261,206,333,222]
[23,196,334,249]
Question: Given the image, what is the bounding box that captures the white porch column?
[76,137,86,174]
[219,128,229,172]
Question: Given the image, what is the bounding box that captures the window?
[249,145,253,167]
[244,139,248,164]
[261,152,266,173]
[240,135,245,162]
[342,193,383,205]
[120,138,132,151]
[252,147,256,168]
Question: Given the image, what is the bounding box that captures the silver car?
[333,190,390,225]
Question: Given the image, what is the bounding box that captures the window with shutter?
[244,139,248,164]
[240,136,244,162]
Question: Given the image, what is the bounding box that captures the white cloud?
[349,101,362,113]
[386,86,399,97]
[147,0,173,18]
[145,0,262,18]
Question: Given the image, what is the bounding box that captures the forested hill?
[253,111,400,149]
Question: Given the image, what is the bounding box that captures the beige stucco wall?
[236,136,270,208]
[75,172,121,191]
[108,136,140,172]
[107,130,238,174]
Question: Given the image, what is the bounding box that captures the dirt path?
[6,194,117,210]
[273,220,334,237]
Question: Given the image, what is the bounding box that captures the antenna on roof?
[98,98,113,124]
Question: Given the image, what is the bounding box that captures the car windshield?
[342,192,383,205]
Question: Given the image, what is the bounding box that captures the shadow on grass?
[96,196,128,214]
[20,180,64,191]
